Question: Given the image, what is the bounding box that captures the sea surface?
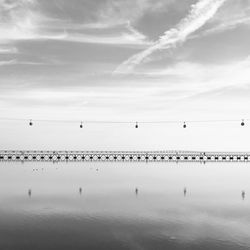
[0,162,250,250]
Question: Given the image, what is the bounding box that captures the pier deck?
[0,150,250,163]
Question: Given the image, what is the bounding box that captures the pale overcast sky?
[1,0,250,151]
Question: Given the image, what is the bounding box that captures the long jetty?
[0,150,250,163]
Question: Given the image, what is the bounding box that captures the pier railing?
[0,150,250,163]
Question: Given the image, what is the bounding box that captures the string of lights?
[0,117,247,128]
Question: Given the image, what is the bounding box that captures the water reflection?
[135,187,138,196]
[28,189,32,198]
[0,163,250,250]
[242,190,246,200]
[183,187,187,197]
[24,186,249,202]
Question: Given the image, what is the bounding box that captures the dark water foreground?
[0,163,250,250]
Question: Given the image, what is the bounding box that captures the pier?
[0,150,250,163]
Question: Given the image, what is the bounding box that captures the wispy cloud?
[0,59,17,66]
[200,15,250,37]
[203,0,250,35]
[139,55,250,100]
[48,21,151,47]
[114,0,227,74]
[57,32,151,47]
[0,0,152,48]
[0,0,39,41]
[95,0,172,28]
[0,47,18,54]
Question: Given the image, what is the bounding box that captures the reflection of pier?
[1,150,250,163]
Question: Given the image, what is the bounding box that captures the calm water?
[0,163,250,250]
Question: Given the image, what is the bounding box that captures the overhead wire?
[0,117,248,127]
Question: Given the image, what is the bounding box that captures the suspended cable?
[0,117,248,126]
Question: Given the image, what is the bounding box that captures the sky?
[1,0,250,151]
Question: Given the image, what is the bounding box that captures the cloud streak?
[200,15,250,37]
[0,0,150,48]
[0,0,38,41]
[50,21,151,47]
[0,47,18,54]
[114,0,227,74]
[0,60,16,66]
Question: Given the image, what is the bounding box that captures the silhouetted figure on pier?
[242,190,246,200]
[135,187,138,196]
[79,187,82,195]
[184,187,187,197]
[28,189,32,198]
